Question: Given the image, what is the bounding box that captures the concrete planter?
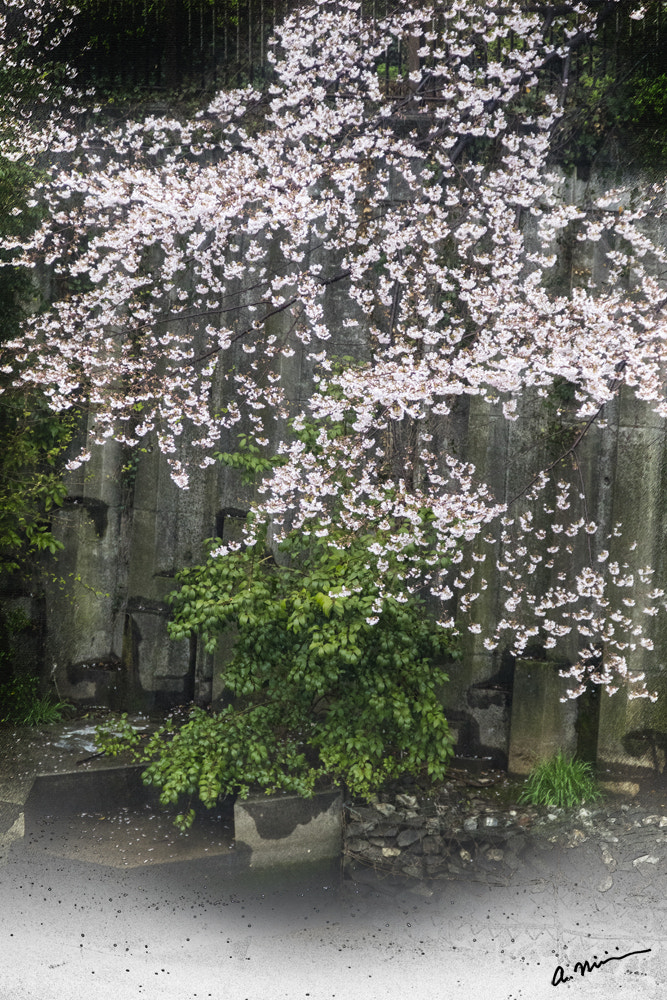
[18,758,343,871]
[234,788,343,868]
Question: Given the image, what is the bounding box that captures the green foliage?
[623,73,667,163]
[0,394,74,574]
[0,604,30,681]
[0,155,74,575]
[375,61,401,91]
[519,751,603,810]
[540,377,581,458]
[0,157,45,359]
[0,674,71,727]
[556,69,667,170]
[553,72,620,170]
[97,511,458,826]
[214,433,287,484]
[535,2,667,171]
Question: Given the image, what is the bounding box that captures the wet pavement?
[0,720,665,998]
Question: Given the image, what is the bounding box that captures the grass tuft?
[0,674,72,727]
[519,750,603,810]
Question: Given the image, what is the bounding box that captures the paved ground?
[0,720,665,999]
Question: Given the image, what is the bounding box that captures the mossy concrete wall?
[21,166,667,777]
[507,660,578,776]
[445,168,667,775]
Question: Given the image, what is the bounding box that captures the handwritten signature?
[552,948,651,985]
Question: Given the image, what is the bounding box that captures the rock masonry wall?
[342,770,667,887]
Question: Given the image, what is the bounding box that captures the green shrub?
[0,674,71,726]
[97,526,459,829]
[519,751,602,810]
[97,420,461,829]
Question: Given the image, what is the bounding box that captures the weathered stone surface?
[405,840,424,856]
[486,848,504,862]
[356,845,385,864]
[396,828,422,848]
[344,767,667,888]
[376,824,399,838]
[347,806,380,827]
[401,815,429,829]
[632,854,660,867]
[422,835,444,855]
[507,660,578,776]
[345,820,375,837]
[600,781,640,797]
[600,844,617,870]
[396,794,418,809]
[235,789,342,867]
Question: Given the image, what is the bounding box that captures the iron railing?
[59,1,667,97]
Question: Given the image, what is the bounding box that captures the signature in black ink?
[552,947,651,985]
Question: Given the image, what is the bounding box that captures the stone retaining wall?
[341,771,667,884]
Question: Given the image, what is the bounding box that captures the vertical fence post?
[237,0,241,76]
[212,0,217,88]
[248,0,253,83]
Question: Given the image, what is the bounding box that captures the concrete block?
[234,788,343,867]
[23,766,163,831]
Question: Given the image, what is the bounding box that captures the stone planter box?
[24,765,163,828]
[20,763,342,870]
[234,788,343,868]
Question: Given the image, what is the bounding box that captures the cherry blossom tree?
[2,0,666,709]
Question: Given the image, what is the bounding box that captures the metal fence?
[65,0,300,92]
[62,0,667,96]
[67,0,373,93]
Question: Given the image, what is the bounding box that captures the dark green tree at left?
[0,2,78,699]
[0,1,78,577]
[0,158,74,576]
